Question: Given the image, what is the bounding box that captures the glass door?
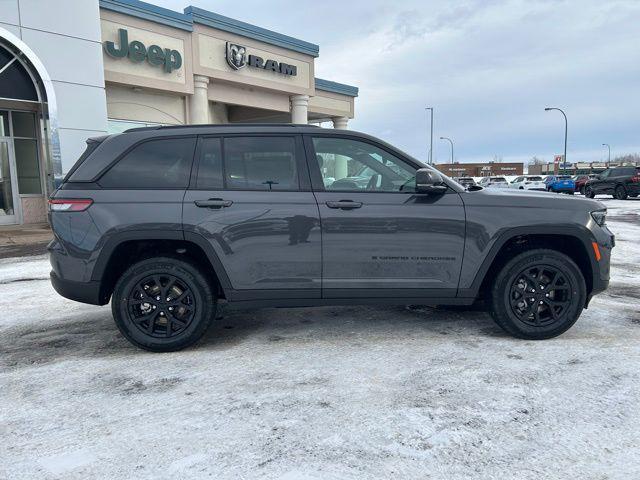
[0,138,19,225]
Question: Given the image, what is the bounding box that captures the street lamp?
[545,107,568,168]
[426,107,434,165]
[602,143,611,163]
[440,136,454,164]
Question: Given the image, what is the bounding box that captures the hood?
[460,186,605,212]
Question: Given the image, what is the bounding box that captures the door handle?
[194,198,233,209]
[326,200,363,210]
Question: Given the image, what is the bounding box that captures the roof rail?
[123,123,319,133]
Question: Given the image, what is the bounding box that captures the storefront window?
[0,111,8,137]
[11,111,37,138]
[14,138,41,194]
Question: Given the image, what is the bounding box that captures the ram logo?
[225,42,247,70]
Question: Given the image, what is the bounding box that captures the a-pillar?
[189,75,210,124]
[290,95,309,124]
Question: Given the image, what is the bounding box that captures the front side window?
[99,137,196,189]
[224,136,298,191]
[312,137,416,192]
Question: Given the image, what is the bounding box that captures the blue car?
[544,175,575,194]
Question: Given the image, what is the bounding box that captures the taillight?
[631,174,640,183]
[48,199,93,212]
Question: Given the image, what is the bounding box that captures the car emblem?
[225,42,247,70]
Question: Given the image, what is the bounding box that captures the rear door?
[182,135,321,299]
[305,134,465,298]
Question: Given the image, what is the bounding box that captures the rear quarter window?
[98,137,196,189]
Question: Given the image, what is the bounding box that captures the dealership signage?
[104,29,182,73]
[225,42,297,76]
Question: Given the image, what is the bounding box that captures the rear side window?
[224,136,298,191]
[99,137,196,189]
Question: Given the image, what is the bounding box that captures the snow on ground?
[1,199,639,479]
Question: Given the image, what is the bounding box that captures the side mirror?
[415,168,447,195]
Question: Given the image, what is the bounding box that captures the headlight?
[591,210,606,226]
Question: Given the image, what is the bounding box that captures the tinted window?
[224,137,298,191]
[527,176,542,181]
[312,137,416,192]
[615,167,634,176]
[100,137,195,189]
[196,137,223,189]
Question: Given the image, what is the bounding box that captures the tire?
[615,185,628,200]
[112,257,216,352]
[490,249,586,340]
[585,186,595,198]
[579,186,585,195]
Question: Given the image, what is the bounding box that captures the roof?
[315,78,359,97]
[99,0,320,57]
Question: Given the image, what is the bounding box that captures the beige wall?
[100,10,193,94]
[208,80,290,112]
[194,26,314,96]
[106,84,186,124]
[309,90,355,118]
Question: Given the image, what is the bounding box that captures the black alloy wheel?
[128,274,195,338]
[615,185,628,200]
[490,249,586,339]
[508,265,572,327]
[585,186,595,198]
[112,257,215,352]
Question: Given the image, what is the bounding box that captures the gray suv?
[49,125,614,351]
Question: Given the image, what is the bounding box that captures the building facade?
[435,162,523,177]
[0,0,358,226]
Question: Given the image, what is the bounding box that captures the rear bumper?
[50,271,103,305]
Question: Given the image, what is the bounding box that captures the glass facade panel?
[14,138,41,194]
[0,142,15,216]
[11,111,37,138]
[0,111,8,137]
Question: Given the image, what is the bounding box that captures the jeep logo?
[104,28,182,73]
[225,42,297,76]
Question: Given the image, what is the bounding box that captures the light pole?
[440,136,454,165]
[426,107,434,165]
[602,143,610,163]
[545,107,568,167]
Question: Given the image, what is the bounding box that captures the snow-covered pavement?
[1,199,639,479]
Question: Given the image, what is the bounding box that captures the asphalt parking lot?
[1,198,639,479]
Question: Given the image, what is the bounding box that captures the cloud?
[155,0,640,163]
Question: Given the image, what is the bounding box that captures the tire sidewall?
[491,249,586,339]
[112,257,215,352]
[615,185,627,200]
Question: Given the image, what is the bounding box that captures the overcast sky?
[154,0,640,165]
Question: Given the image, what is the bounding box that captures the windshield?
[490,177,507,182]
[557,175,572,180]
[526,176,542,181]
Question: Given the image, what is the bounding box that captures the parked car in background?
[509,175,546,191]
[454,176,476,189]
[544,175,575,194]
[48,124,613,351]
[585,166,640,200]
[573,174,597,195]
[477,176,509,188]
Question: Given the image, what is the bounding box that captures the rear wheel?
[585,186,595,198]
[615,185,628,200]
[490,249,586,339]
[579,186,585,195]
[112,257,215,352]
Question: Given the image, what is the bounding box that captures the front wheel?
[615,185,628,200]
[112,257,215,352]
[490,249,586,339]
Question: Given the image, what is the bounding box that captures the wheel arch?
[92,231,232,304]
[460,226,598,302]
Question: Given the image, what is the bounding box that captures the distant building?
[435,162,524,177]
[528,161,640,175]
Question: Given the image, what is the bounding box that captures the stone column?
[189,75,210,124]
[332,116,349,129]
[290,95,309,124]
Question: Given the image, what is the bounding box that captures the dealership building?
[0,0,358,226]
[435,161,524,178]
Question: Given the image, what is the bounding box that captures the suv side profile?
[49,125,614,352]
[585,166,640,200]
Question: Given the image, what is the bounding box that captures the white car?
[509,175,546,191]
[478,176,510,188]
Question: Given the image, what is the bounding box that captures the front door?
[0,138,19,225]
[306,135,466,299]
[182,135,321,300]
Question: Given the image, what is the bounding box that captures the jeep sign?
[104,29,182,73]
